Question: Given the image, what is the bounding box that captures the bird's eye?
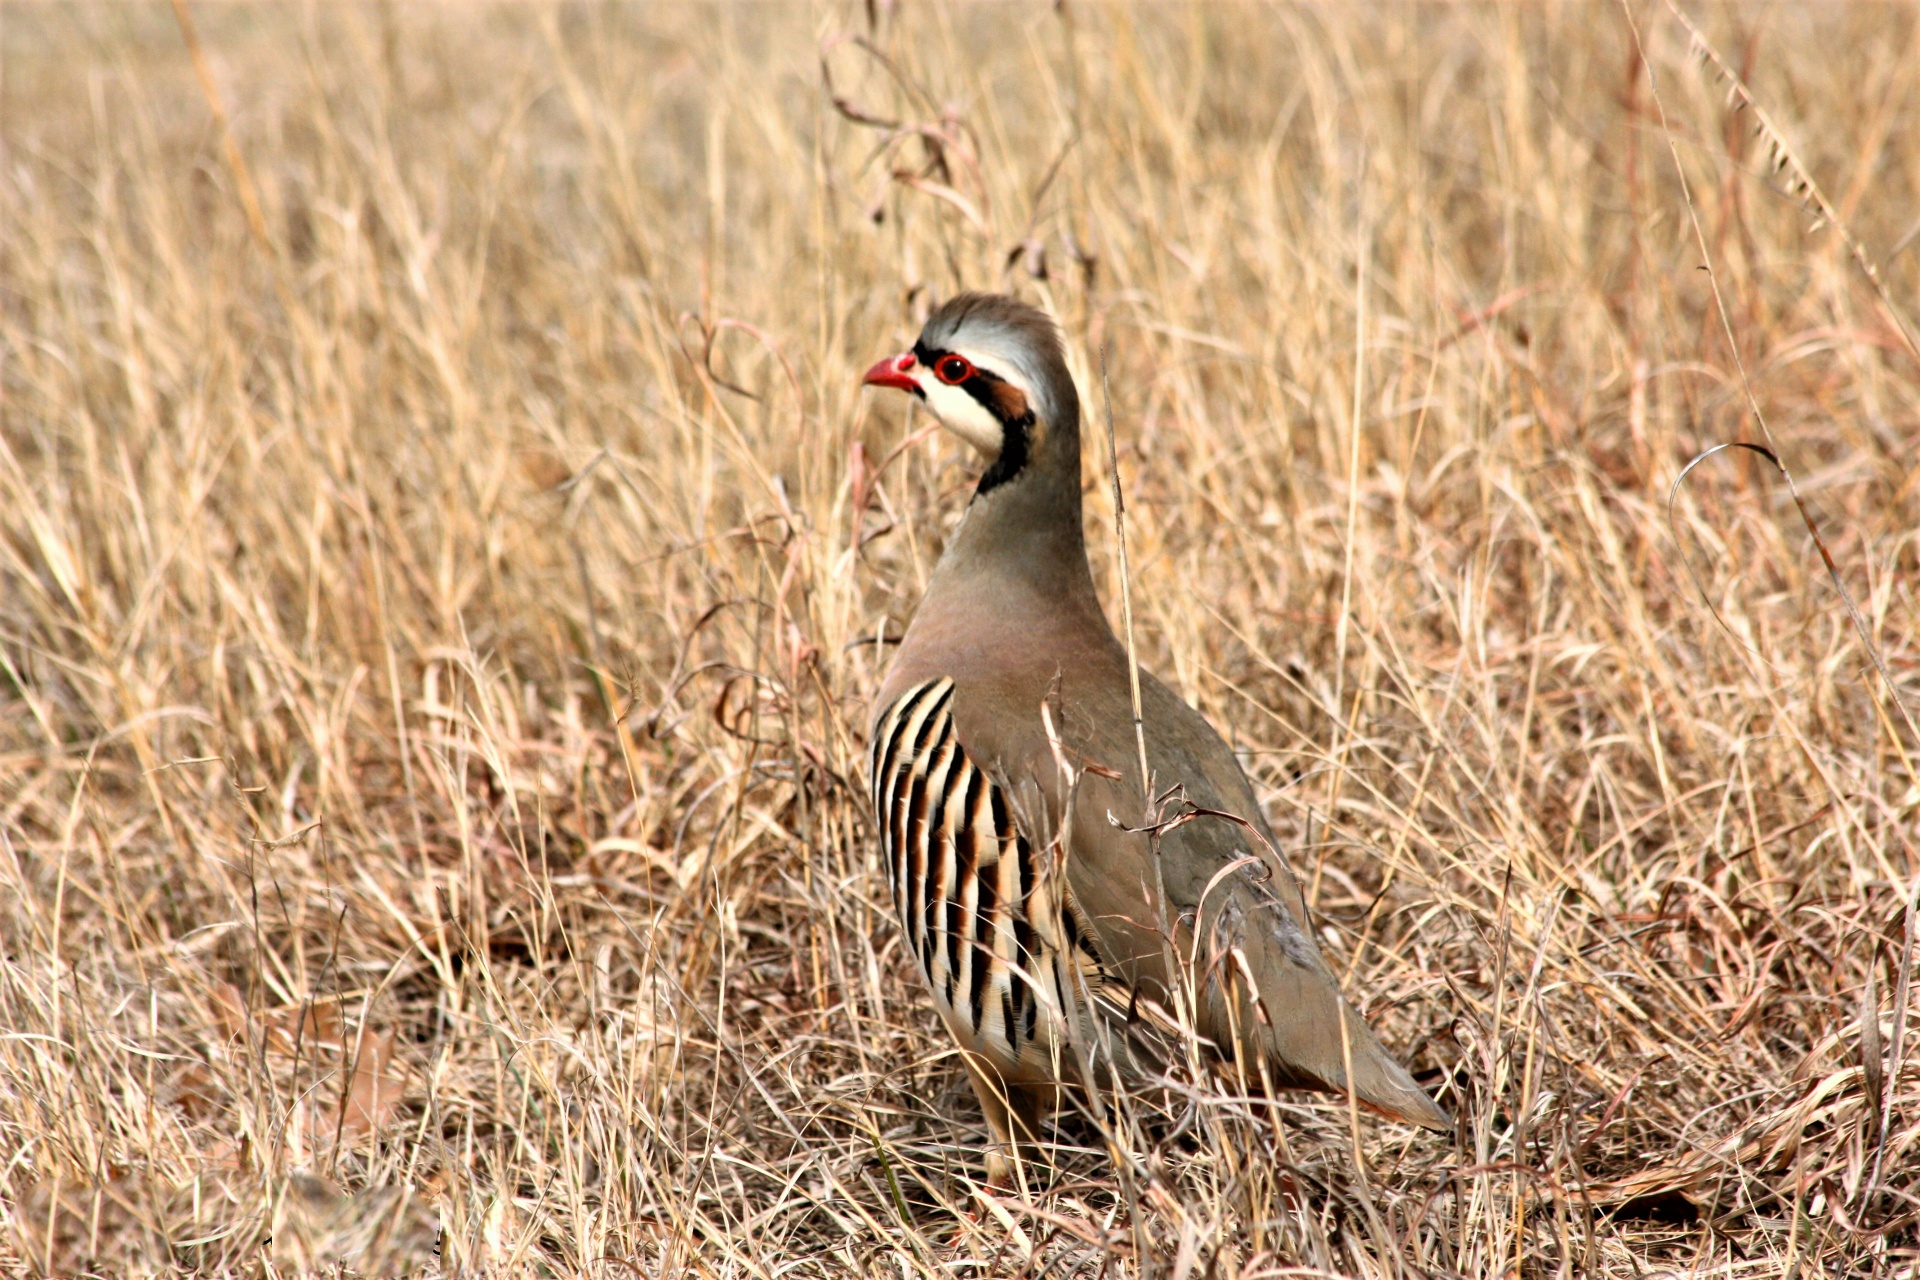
[935,355,973,384]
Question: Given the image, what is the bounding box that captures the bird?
[860,292,1448,1187]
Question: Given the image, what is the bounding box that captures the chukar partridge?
[862,293,1447,1185]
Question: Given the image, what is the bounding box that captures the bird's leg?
[1005,1083,1048,1180]
[962,1059,1051,1192]
[962,1057,1021,1191]
[950,1064,1055,1247]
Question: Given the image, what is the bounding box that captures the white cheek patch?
[920,377,1005,458]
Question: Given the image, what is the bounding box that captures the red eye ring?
[934,354,974,385]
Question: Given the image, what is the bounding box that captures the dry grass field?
[2,2,1918,1275]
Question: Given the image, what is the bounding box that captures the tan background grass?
[2,2,1918,1275]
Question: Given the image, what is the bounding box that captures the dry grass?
[2,2,1918,1275]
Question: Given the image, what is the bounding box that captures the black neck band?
[973,410,1033,497]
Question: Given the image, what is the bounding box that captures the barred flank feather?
[869,679,1106,1080]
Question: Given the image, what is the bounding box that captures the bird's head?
[863,292,1079,496]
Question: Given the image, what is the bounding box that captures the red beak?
[862,353,920,392]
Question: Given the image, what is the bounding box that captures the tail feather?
[1206,881,1451,1131]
